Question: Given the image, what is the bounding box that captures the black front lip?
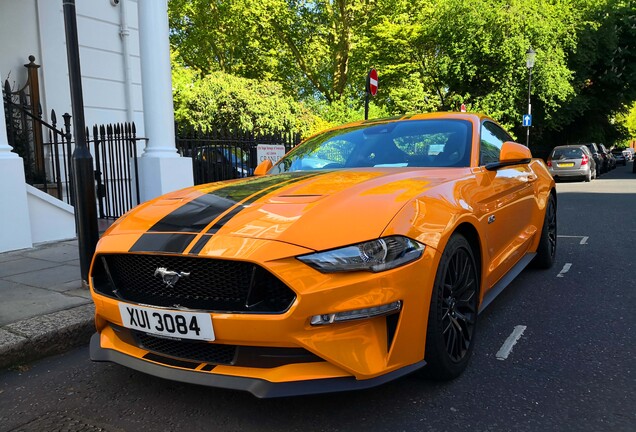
[90,333,426,398]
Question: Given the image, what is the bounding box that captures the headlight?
[297,236,424,273]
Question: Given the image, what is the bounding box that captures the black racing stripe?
[188,172,326,255]
[143,352,200,370]
[129,233,197,253]
[131,172,327,255]
[148,194,238,233]
[206,171,325,235]
[188,235,213,255]
[206,187,278,235]
[147,173,316,234]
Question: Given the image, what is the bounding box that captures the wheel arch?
[452,222,482,298]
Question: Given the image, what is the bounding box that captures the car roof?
[551,145,587,149]
[315,112,496,135]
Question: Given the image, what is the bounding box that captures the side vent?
[386,312,400,352]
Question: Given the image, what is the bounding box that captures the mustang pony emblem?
[154,267,190,288]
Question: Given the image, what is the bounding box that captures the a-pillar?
[0,69,32,252]
[136,0,192,202]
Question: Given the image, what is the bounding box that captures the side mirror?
[254,159,273,176]
[486,141,532,171]
[499,141,532,162]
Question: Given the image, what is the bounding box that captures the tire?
[532,193,557,269]
[419,234,479,380]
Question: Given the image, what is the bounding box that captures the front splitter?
[89,333,426,398]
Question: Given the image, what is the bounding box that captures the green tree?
[168,0,636,149]
[618,102,636,143]
[168,0,278,78]
[172,60,322,137]
[549,0,636,146]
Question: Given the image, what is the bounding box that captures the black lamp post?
[63,0,99,287]
[526,46,536,147]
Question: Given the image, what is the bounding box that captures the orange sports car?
[89,112,556,397]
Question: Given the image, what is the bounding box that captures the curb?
[0,303,95,369]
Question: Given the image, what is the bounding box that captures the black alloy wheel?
[532,193,557,269]
[421,234,479,380]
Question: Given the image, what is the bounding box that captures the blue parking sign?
[523,114,532,127]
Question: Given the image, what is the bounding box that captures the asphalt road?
[1,164,634,432]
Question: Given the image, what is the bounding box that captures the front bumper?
[89,234,439,396]
[90,333,425,398]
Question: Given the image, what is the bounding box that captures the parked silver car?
[612,149,627,166]
[547,145,596,182]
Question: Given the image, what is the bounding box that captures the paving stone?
[22,243,80,263]
[0,328,25,351]
[0,284,89,326]
[6,303,95,339]
[64,288,92,300]
[4,264,81,288]
[49,280,84,293]
[0,279,23,290]
[1,304,95,369]
[0,252,25,264]
[0,257,58,278]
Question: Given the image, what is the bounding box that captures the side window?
[480,122,511,165]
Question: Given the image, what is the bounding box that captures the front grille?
[134,331,237,364]
[93,254,295,313]
[128,329,323,368]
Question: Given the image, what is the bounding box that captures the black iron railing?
[91,123,143,219]
[176,126,301,185]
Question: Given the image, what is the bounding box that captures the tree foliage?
[172,58,323,137]
[168,0,636,149]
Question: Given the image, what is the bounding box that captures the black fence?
[176,127,301,185]
[3,78,55,188]
[4,59,300,217]
[3,94,142,218]
[92,123,143,219]
[34,122,143,218]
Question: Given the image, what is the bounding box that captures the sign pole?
[526,66,533,147]
[365,68,378,121]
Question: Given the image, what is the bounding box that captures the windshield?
[269,119,473,174]
[552,148,583,160]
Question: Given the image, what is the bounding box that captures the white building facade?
[0,0,193,252]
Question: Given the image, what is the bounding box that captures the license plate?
[118,303,215,341]
[557,162,575,167]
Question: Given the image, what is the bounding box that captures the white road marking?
[557,263,572,278]
[557,235,589,245]
[496,325,527,360]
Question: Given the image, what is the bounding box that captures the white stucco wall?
[0,0,144,134]
[0,0,40,92]
[0,0,153,252]
[26,185,75,244]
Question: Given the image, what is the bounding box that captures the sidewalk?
[0,239,95,369]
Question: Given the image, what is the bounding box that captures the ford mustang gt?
[89,112,556,397]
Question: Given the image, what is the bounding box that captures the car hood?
[106,169,469,252]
